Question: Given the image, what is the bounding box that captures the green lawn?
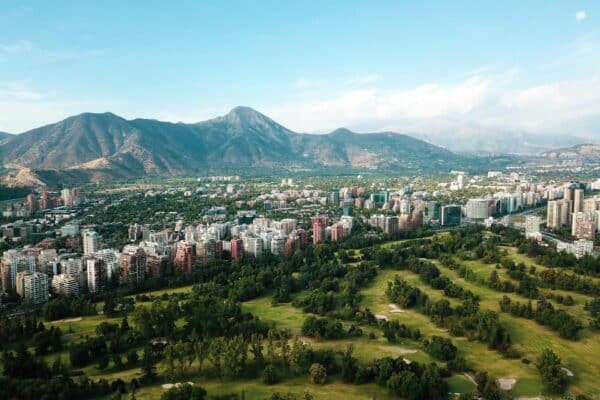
[362,258,600,398]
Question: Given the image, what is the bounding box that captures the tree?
[387,370,420,400]
[140,344,158,383]
[160,383,207,400]
[208,338,225,381]
[309,363,327,385]
[127,350,139,366]
[537,348,569,393]
[249,333,264,367]
[340,345,358,383]
[222,335,248,379]
[262,364,279,385]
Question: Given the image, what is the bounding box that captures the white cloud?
[294,78,326,89]
[264,73,600,138]
[347,74,379,85]
[575,10,587,21]
[0,40,33,53]
[0,82,43,101]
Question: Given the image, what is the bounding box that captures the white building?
[556,239,594,259]
[22,272,49,304]
[86,257,106,293]
[466,198,489,219]
[525,215,541,239]
[83,230,101,255]
[270,236,286,255]
[1,250,36,291]
[52,274,80,296]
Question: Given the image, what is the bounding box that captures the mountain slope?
[0,107,471,182]
[540,144,600,160]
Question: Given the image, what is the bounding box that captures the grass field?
[13,243,600,399]
[362,257,600,398]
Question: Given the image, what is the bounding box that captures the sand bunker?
[299,336,314,344]
[402,357,412,365]
[374,314,388,321]
[561,367,574,377]
[162,382,194,390]
[496,377,516,390]
[388,303,405,313]
[53,317,83,323]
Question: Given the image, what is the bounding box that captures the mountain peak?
[330,128,354,136]
[224,106,270,124]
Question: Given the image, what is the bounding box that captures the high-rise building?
[86,257,107,293]
[383,216,399,234]
[330,190,340,206]
[557,239,594,259]
[331,223,345,242]
[547,200,563,229]
[270,236,286,255]
[119,246,147,284]
[83,230,101,255]
[146,254,169,278]
[52,274,80,296]
[571,212,597,239]
[196,239,221,265]
[574,189,584,213]
[61,188,72,207]
[21,272,49,304]
[1,249,36,292]
[26,194,39,213]
[466,198,489,219]
[525,215,542,238]
[244,237,263,257]
[230,238,244,259]
[173,241,196,274]
[93,249,120,279]
[441,205,462,227]
[425,201,441,222]
[583,197,600,213]
[311,216,328,244]
[128,224,142,242]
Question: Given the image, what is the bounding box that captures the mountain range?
[0,107,476,184]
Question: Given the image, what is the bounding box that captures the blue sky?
[0,1,599,138]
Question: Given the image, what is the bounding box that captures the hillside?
[0,107,468,183]
[540,144,600,160]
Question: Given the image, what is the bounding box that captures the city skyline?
[1,1,599,141]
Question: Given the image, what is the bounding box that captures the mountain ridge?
[0,107,474,183]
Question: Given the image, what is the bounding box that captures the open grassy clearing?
[361,268,544,397]
[132,376,394,400]
[242,296,434,365]
[363,256,600,398]
[454,260,593,326]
